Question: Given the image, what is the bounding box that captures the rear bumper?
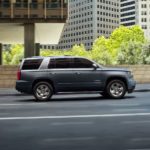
[127,78,136,93]
[16,80,32,94]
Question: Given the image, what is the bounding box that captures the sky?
[0,23,64,44]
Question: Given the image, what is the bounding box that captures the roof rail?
[31,56,43,58]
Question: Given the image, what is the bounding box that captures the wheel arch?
[105,76,128,89]
[32,78,55,93]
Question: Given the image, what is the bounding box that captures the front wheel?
[106,80,126,99]
[33,82,53,101]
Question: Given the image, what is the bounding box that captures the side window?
[73,58,93,68]
[22,59,43,70]
[48,58,71,69]
[48,58,55,69]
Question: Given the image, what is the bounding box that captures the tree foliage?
[110,26,145,46]
[117,41,143,64]
[91,25,148,65]
[3,45,23,65]
[91,36,115,65]
[141,42,150,64]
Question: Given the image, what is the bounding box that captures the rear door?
[48,58,77,92]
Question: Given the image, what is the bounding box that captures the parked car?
[16,56,136,101]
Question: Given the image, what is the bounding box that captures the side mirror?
[93,64,98,70]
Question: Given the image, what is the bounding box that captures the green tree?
[3,45,24,65]
[91,36,115,65]
[117,41,143,64]
[92,25,146,65]
[110,25,145,47]
[40,44,89,58]
[141,42,150,64]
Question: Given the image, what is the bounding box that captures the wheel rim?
[110,82,124,97]
[36,84,50,100]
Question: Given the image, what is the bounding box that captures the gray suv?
[16,56,136,101]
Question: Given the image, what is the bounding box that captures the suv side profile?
[16,56,136,101]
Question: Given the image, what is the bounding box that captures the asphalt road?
[0,90,150,150]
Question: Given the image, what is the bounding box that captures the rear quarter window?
[21,59,43,70]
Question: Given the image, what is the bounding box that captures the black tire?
[33,82,53,101]
[106,80,126,99]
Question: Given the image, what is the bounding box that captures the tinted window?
[22,59,43,70]
[73,58,93,68]
[48,58,71,69]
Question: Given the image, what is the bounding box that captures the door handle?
[75,72,80,75]
[49,72,56,75]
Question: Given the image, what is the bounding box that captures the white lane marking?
[0,104,25,106]
[44,137,95,142]
[106,104,141,107]
[113,109,148,112]
[1,113,150,120]
[131,138,150,142]
[123,120,150,124]
[51,121,94,126]
[0,103,48,106]
[0,103,141,106]
[127,148,150,150]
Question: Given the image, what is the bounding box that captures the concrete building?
[120,0,150,39]
[0,0,68,63]
[40,44,57,49]
[57,0,120,50]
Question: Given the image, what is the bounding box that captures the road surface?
[0,90,150,150]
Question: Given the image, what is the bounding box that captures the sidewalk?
[135,84,150,92]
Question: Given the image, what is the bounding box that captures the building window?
[0,0,10,8]
[141,18,147,22]
[141,4,147,8]
[142,25,147,29]
[30,0,38,9]
[141,11,147,15]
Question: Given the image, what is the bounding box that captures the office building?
[57,0,120,50]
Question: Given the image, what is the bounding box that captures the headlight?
[127,71,133,77]
[127,71,131,75]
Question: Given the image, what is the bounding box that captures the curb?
[134,89,150,92]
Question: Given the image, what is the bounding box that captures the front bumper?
[16,80,32,94]
[127,78,136,93]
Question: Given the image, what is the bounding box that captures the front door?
[72,58,103,91]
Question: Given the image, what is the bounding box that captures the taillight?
[17,70,21,80]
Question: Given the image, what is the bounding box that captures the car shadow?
[0,93,29,97]
[14,95,136,103]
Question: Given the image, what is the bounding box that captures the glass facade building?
[120,0,150,39]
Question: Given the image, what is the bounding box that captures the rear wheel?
[106,80,126,99]
[33,82,53,101]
